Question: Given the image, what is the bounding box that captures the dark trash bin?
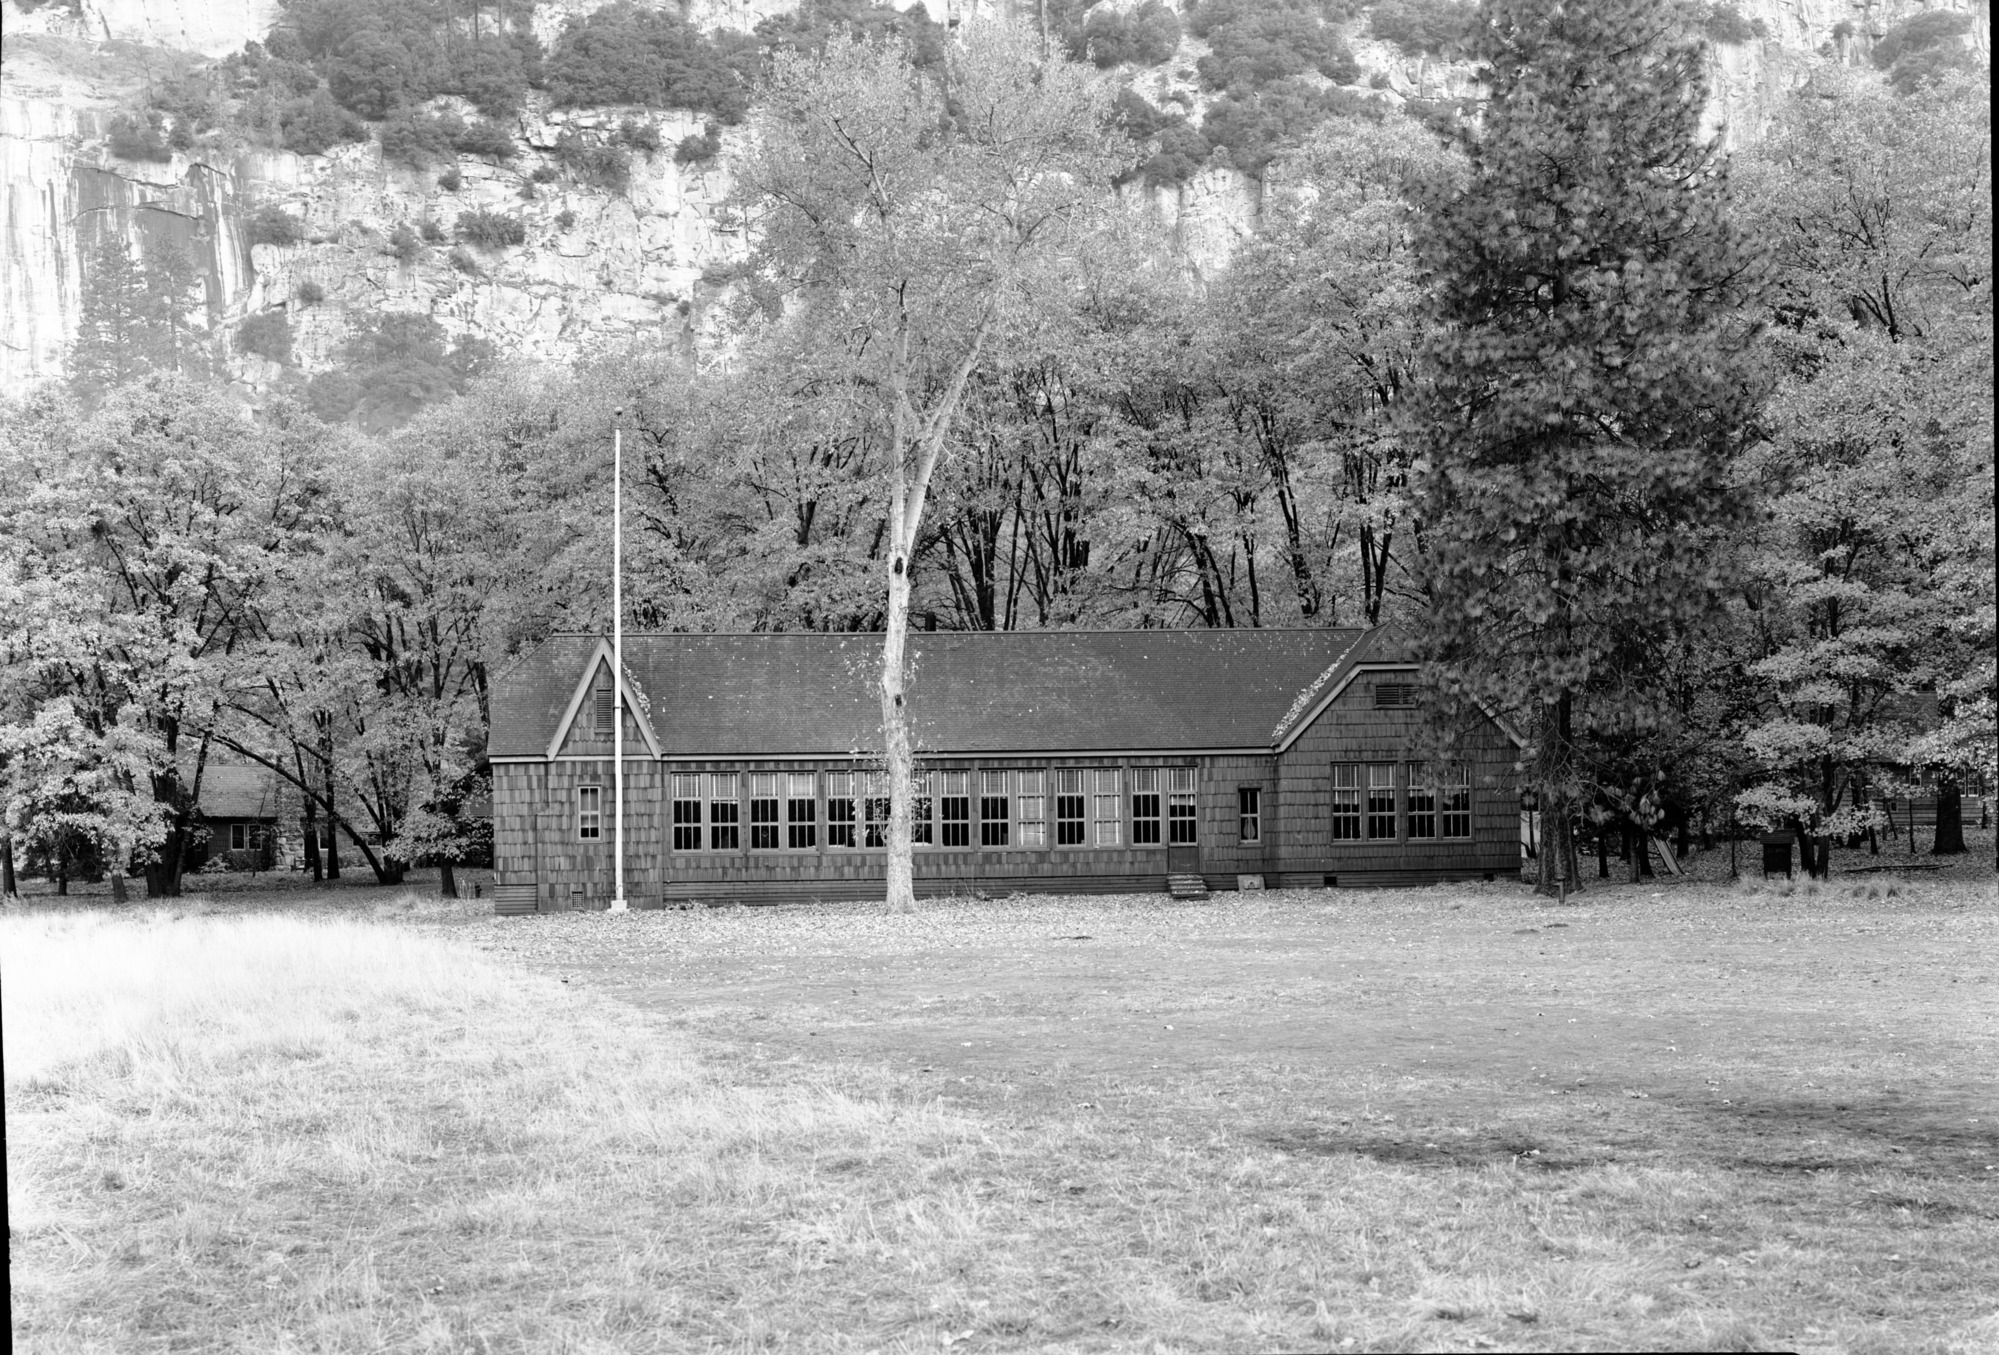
[1760,833,1794,879]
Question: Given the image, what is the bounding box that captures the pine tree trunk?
[1,832,15,899]
[440,861,458,899]
[1597,825,1609,878]
[1931,780,1966,855]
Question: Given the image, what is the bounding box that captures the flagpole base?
[610,897,628,913]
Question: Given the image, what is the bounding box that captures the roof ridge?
[545,626,1375,639]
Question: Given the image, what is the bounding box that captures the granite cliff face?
[0,0,1987,394]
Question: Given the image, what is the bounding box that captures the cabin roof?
[490,628,1411,759]
[195,764,281,819]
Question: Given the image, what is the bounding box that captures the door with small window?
[1164,767,1200,873]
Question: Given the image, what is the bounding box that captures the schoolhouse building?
[485,627,1522,913]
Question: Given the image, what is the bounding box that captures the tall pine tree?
[1406,0,1766,895]
[70,233,157,398]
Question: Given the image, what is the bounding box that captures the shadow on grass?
[1262,1092,1999,1193]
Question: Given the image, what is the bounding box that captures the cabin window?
[1131,768,1161,845]
[593,679,614,735]
[1016,770,1047,847]
[911,770,933,845]
[1168,768,1198,844]
[863,772,888,848]
[1442,765,1473,839]
[578,785,602,841]
[980,770,1010,847]
[1367,764,1398,840]
[940,771,970,847]
[1331,764,1361,840]
[709,774,739,849]
[1406,762,1436,840]
[787,772,817,849]
[672,773,703,850]
[1055,770,1086,846]
[1238,787,1261,843]
[1093,769,1122,845]
[826,772,856,848]
[1373,678,1416,709]
[749,773,779,849]
[227,823,245,850]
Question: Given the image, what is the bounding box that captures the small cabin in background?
[484,627,1522,913]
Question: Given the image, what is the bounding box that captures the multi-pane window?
[826,772,856,848]
[786,772,817,849]
[940,771,971,847]
[911,771,933,846]
[1131,768,1161,845]
[1330,764,1361,840]
[863,771,891,848]
[230,823,248,850]
[1167,768,1198,845]
[709,773,740,850]
[1055,770,1087,846]
[749,773,779,849]
[1093,769,1122,845]
[673,773,703,850]
[1238,787,1261,843]
[980,769,1011,847]
[1016,770,1046,847]
[578,785,602,840]
[1406,762,1437,839]
[1367,764,1398,840]
[1441,764,1473,839]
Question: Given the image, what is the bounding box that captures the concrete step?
[1167,873,1210,900]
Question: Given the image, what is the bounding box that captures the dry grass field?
[6,857,1997,1353]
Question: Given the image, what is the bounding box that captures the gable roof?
[543,637,664,759]
[490,628,1376,759]
[196,764,280,819]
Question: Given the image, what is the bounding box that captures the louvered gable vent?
[1373,679,1417,709]
[593,681,614,735]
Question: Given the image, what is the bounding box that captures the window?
[749,773,779,849]
[1093,768,1122,845]
[980,769,1010,847]
[672,773,703,850]
[1331,764,1361,840]
[1406,762,1436,840]
[1373,677,1416,709]
[1168,768,1198,844]
[709,773,739,850]
[863,772,890,848]
[1441,764,1472,839]
[1056,770,1086,846]
[578,785,602,841]
[1238,787,1260,843]
[787,772,817,849]
[1367,764,1398,840]
[940,771,970,847]
[911,770,933,846]
[1016,770,1046,847]
[826,772,856,848]
[593,679,614,734]
[230,823,247,850]
[1131,768,1161,845]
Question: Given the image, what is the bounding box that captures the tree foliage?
[1406,0,1769,894]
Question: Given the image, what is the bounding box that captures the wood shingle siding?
[488,628,1522,909]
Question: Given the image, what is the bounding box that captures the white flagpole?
[611,411,627,913]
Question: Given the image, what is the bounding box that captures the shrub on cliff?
[454,118,517,160]
[1699,2,1763,45]
[674,123,724,166]
[756,0,947,72]
[616,118,663,155]
[273,0,541,121]
[1369,0,1475,56]
[1078,1,1182,68]
[455,209,525,249]
[1870,10,1979,92]
[1114,89,1211,189]
[246,205,306,248]
[379,110,463,167]
[1201,79,1381,178]
[278,87,367,155]
[108,113,173,163]
[1191,0,1359,96]
[387,223,423,263]
[554,132,632,192]
[235,310,294,364]
[545,2,753,123]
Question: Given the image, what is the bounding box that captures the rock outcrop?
[0,0,1987,394]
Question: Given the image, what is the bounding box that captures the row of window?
[574,763,1471,847]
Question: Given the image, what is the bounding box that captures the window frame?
[1330,763,1361,841]
[1366,763,1398,841]
[979,769,1011,848]
[1015,769,1047,848]
[1055,769,1086,847]
[1167,767,1198,845]
[1237,786,1260,844]
[939,770,971,847]
[708,773,740,850]
[826,771,856,848]
[785,771,817,850]
[1441,763,1473,840]
[748,772,779,850]
[577,784,602,841]
[1406,761,1437,840]
[1131,767,1162,845]
[672,772,703,851]
[1093,768,1123,846]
